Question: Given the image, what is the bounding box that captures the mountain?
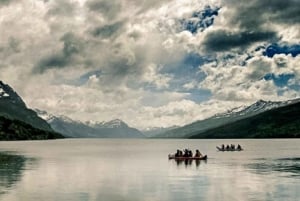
[190,101,300,138]
[0,116,64,140]
[35,109,96,138]
[154,99,300,138]
[214,99,299,118]
[36,110,145,138]
[87,119,129,129]
[142,126,179,137]
[0,80,64,140]
[0,81,53,132]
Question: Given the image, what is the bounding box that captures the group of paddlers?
[221,144,242,150]
[174,149,203,157]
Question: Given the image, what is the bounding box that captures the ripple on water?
[245,157,300,178]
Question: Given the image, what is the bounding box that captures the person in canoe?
[194,149,203,158]
[175,149,183,157]
[183,149,192,157]
[226,144,230,150]
[189,150,193,157]
[237,144,242,150]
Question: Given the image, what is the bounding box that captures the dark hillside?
[190,102,300,138]
[0,116,64,140]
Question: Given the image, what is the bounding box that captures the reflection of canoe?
[168,154,207,160]
[216,146,243,151]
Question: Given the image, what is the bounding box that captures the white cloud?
[199,53,300,103]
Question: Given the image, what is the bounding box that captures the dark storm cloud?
[34,33,83,73]
[228,0,300,28]
[35,54,69,73]
[86,0,121,19]
[202,0,299,52]
[92,21,125,38]
[203,30,277,52]
[253,0,300,24]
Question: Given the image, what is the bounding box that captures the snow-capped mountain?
[155,98,300,138]
[0,81,53,132]
[190,100,300,139]
[0,88,9,97]
[0,81,25,106]
[213,99,300,119]
[35,109,77,124]
[36,110,145,138]
[86,119,128,129]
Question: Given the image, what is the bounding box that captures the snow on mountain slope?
[0,88,9,97]
[0,80,53,132]
[0,81,25,106]
[213,99,300,119]
[155,98,300,138]
[86,119,128,129]
[36,110,144,138]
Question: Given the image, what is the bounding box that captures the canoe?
[168,154,207,160]
[216,146,243,151]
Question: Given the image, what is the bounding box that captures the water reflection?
[0,152,28,195]
[171,159,207,167]
[246,157,300,177]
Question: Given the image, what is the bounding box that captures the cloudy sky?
[0,0,300,129]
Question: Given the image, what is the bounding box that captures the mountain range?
[0,80,144,139]
[0,81,63,140]
[190,101,300,138]
[154,99,300,138]
[35,110,145,138]
[1,80,300,140]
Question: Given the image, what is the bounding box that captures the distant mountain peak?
[35,109,80,124]
[102,119,128,128]
[35,110,144,138]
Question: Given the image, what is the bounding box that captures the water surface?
[0,139,299,201]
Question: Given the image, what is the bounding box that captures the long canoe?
[216,146,243,151]
[168,154,207,160]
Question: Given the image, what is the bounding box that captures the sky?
[0,0,300,129]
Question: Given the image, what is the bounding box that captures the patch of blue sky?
[162,54,207,86]
[264,73,295,87]
[277,83,300,96]
[134,52,212,103]
[162,53,212,102]
[263,43,300,57]
[263,73,300,96]
[289,84,300,91]
[180,5,220,34]
[184,88,212,102]
[162,53,209,75]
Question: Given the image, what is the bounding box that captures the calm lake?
[0,139,299,201]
